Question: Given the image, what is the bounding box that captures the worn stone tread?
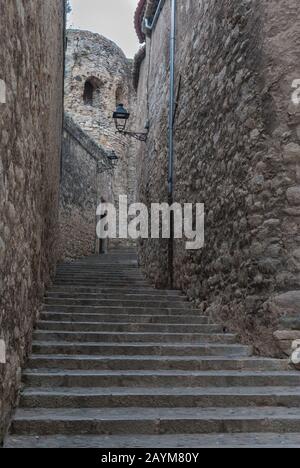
[12,406,300,420]
[22,370,300,389]
[27,355,288,371]
[43,305,203,314]
[48,287,182,295]
[40,313,209,324]
[5,433,300,448]
[20,386,300,408]
[33,331,237,344]
[27,355,286,364]
[46,293,186,300]
[32,341,252,357]
[22,385,300,396]
[22,369,300,377]
[9,407,300,436]
[44,300,191,308]
[36,321,222,334]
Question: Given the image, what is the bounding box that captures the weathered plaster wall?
[0,0,64,440]
[135,0,300,355]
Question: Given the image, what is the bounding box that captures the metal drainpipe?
[168,0,177,288]
[60,0,67,182]
[144,0,177,288]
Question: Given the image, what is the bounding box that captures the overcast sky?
[67,0,140,58]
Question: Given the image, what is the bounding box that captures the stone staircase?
[5,249,300,448]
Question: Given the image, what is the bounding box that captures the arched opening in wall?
[83,80,94,105]
[83,77,101,106]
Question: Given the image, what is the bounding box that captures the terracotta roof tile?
[134,0,147,44]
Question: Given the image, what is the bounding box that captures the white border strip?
[0,79,6,104]
[0,339,6,364]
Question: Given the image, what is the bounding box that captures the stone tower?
[64,29,136,207]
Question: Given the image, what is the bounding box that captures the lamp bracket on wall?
[113,104,149,142]
[115,130,148,142]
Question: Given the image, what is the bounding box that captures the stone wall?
[135,0,300,356]
[64,29,137,213]
[59,114,114,260]
[0,0,64,440]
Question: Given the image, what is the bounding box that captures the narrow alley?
[1,0,300,451]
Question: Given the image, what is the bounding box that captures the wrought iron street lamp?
[113,104,148,142]
[97,151,119,174]
[113,104,130,132]
[107,150,119,162]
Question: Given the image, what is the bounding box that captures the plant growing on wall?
[66,0,72,15]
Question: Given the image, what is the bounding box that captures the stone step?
[5,433,300,448]
[52,276,149,281]
[22,370,300,388]
[53,275,147,281]
[56,266,141,271]
[55,271,141,276]
[56,266,139,271]
[56,266,139,270]
[54,275,145,281]
[27,355,287,372]
[57,265,139,271]
[10,407,300,436]
[43,305,203,315]
[67,253,137,259]
[52,282,151,287]
[33,330,236,344]
[70,253,137,258]
[36,321,221,334]
[57,262,138,265]
[56,266,141,270]
[44,298,190,308]
[51,284,156,289]
[19,386,300,409]
[57,260,137,265]
[58,258,138,262]
[70,251,136,256]
[40,312,209,324]
[48,286,182,296]
[32,342,252,357]
[46,292,186,301]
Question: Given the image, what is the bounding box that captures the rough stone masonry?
[62,30,137,256]
[134,0,300,356]
[59,113,114,260]
[0,0,65,441]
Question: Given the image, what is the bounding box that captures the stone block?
[290,340,300,370]
[287,186,300,206]
[270,291,300,316]
[274,331,300,357]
